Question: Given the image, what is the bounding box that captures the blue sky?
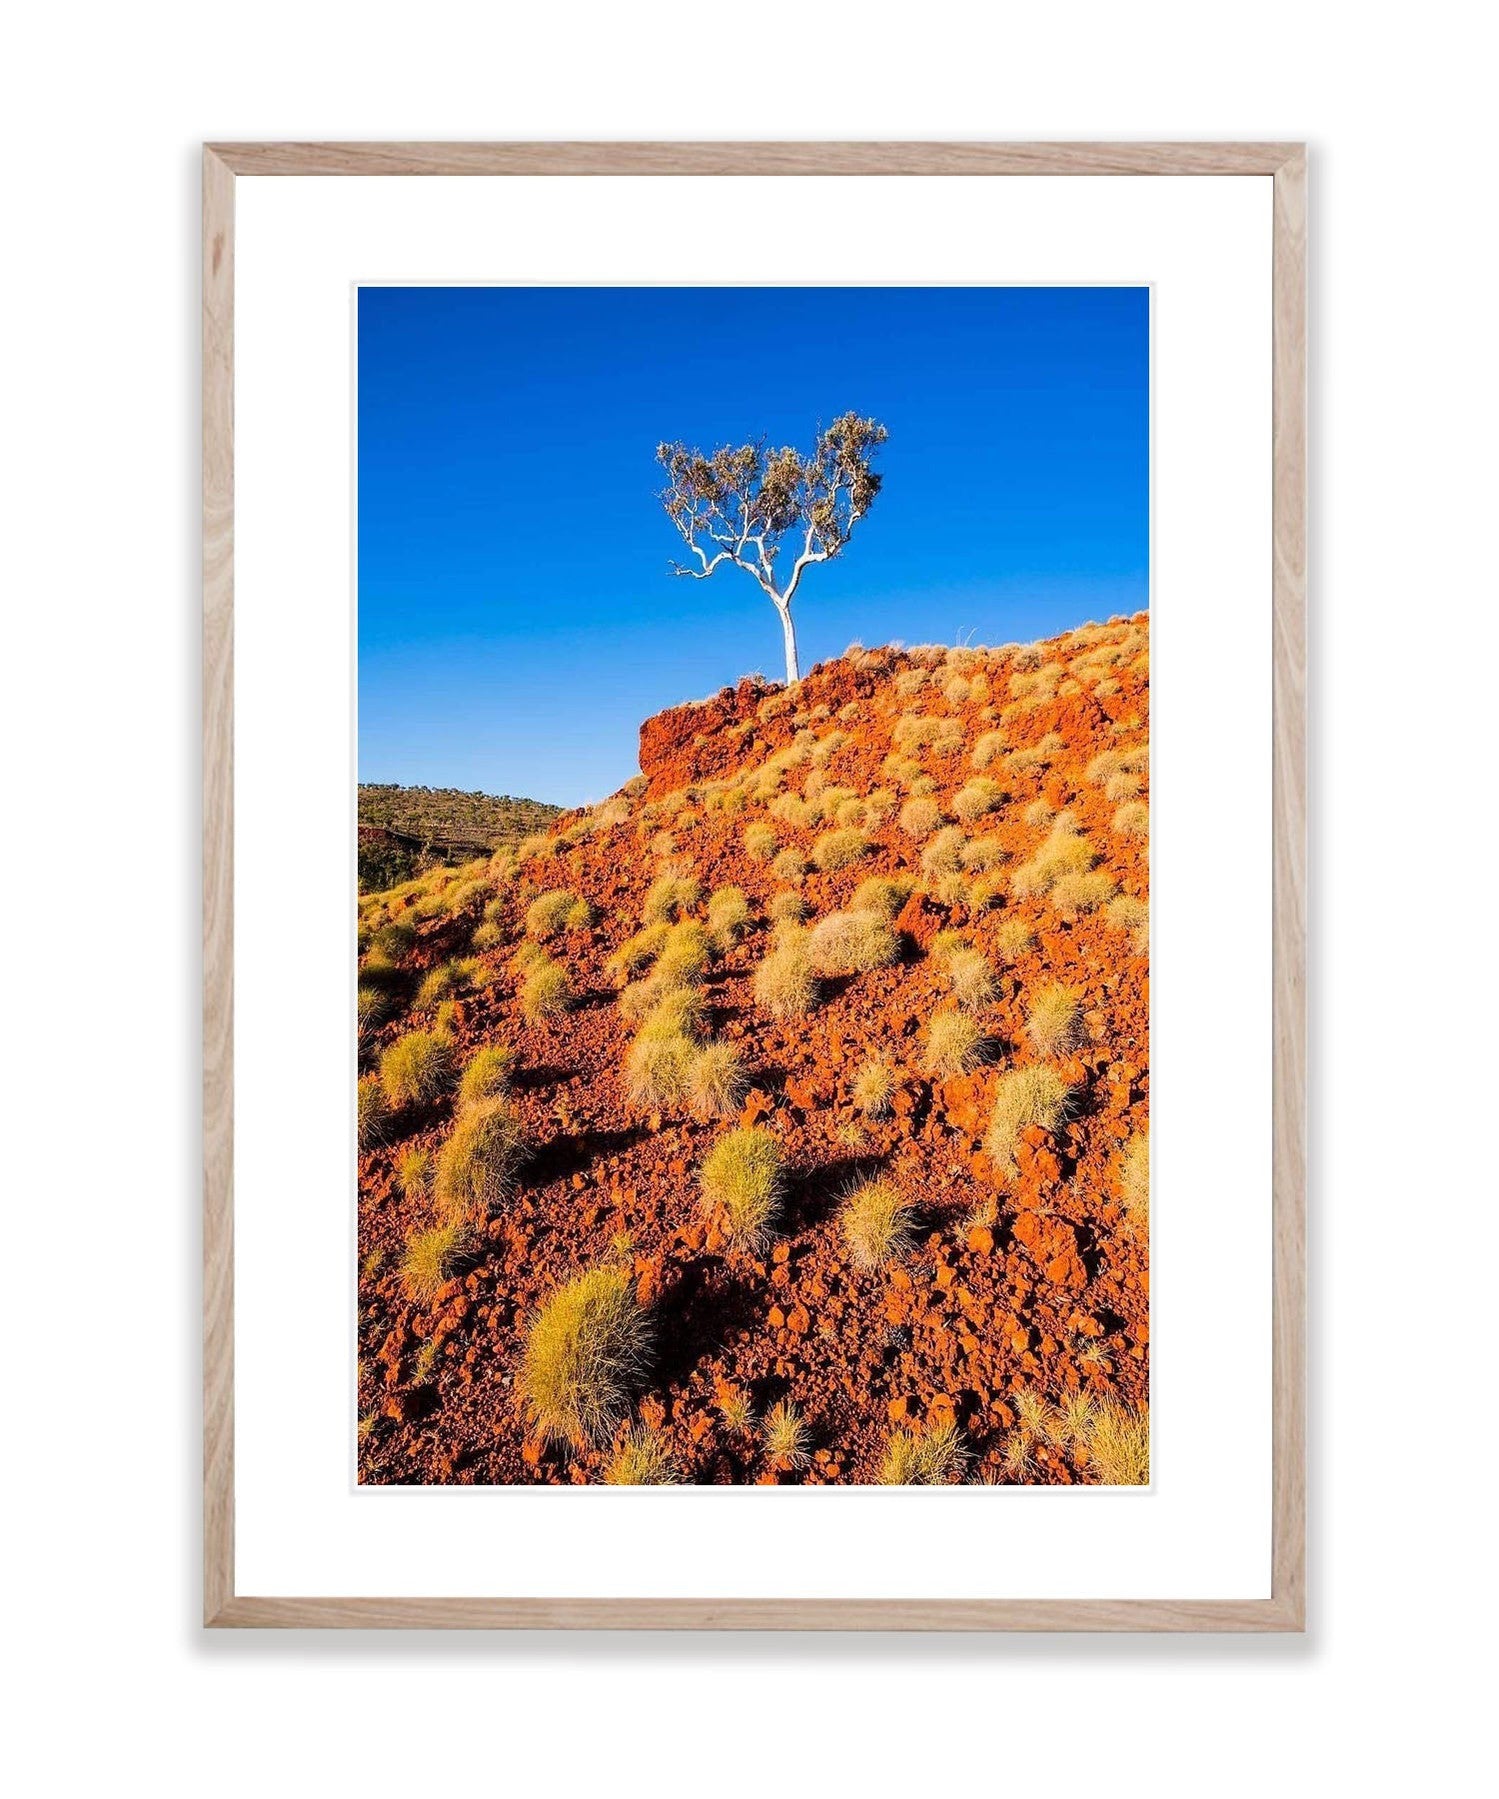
[358,286,1148,808]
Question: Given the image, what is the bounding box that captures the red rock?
[967,1225,995,1254]
[768,1305,786,1330]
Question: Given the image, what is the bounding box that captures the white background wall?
[3,5,1492,1794]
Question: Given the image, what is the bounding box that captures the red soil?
[357,617,1149,1485]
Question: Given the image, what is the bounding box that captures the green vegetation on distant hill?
[359,784,562,890]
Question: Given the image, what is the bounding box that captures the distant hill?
[358,784,563,890]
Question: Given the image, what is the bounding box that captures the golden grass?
[604,1424,678,1485]
[929,929,967,961]
[706,885,752,947]
[379,1030,452,1111]
[971,729,1005,770]
[699,1126,785,1250]
[1083,1399,1150,1485]
[433,1095,528,1222]
[808,909,900,977]
[414,960,461,1012]
[924,1009,991,1076]
[1112,800,1149,838]
[920,825,967,880]
[744,821,779,862]
[642,871,701,924]
[520,957,574,1021]
[898,795,944,838]
[400,1219,468,1304]
[951,777,1006,824]
[984,1066,1073,1173]
[687,1041,749,1120]
[811,826,872,871]
[879,1418,966,1485]
[945,948,996,1010]
[1105,892,1149,954]
[851,875,914,919]
[1119,1129,1149,1225]
[1010,822,1096,900]
[607,921,671,983]
[369,919,416,963]
[768,889,809,923]
[839,1179,918,1270]
[852,1057,897,1118]
[655,919,713,984]
[624,1019,697,1111]
[395,1146,433,1199]
[357,1075,389,1149]
[1025,982,1083,1056]
[526,888,592,940]
[771,847,809,883]
[994,916,1035,963]
[520,1263,650,1448]
[458,1043,516,1110]
[717,1386,755,1433]
[753,931,819,1019]
[959,834,1007,872]
[763,1399,812,1472]
[1049,869,1119,918]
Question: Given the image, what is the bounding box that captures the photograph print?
[356,285,1150,1487]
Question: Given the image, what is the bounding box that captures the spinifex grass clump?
[706,885,752,948]
[984,1065,1073,1173]
[763,1399,812,1472]
[851,1057,896,1118]
[520,955,573,1021]
[520,1263,651,1448]
[944,948,995,1011]
[624,1005,699,1111]
[458,1043,516,1110]
[753,927,819,1019]
[951,777,1006,824]
[878,1417,966,1485]
[357,1075,389,1148]
[526,888,592,940]
[1025,982,1083,1056]
[433,1095,528,1223]
[642,871,701,924]
[811,827,871,872]
[1082,1399,1150,1485]
[379,1029,452,1111]
[699,1126,785,1250]
[808,909,899,977]
[687,1041,748,1121]
[1119,1129,1149,1224]
[604,1424,678,1486]
[400,1220,468,1304]
[923,1009,990,1076]
[839,1179,917,1270]
[850,874,914,920]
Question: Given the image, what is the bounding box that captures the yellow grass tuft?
[769,888,809,923]
[753,930,819,1019]
[898,795,944,838]
[433,1095,528,1222]
[1049,869,1119,917]
[744,822,779,862]
[1083,1399,1150,1485]
[951,777,1006,824]
[811,826,871,871]
[642,871,701,924]
[771,847,809,883]
[526,888,592,940]
[458,1043,516,1110]
[687,1041,749,1121]
[357,1075,389,1148]
[924,1009,991,1075]
[879,1418,966,1485]
[852,1057,897,1118]
[520,1263,651,1448]
[994,916,1036,963]
[706,885,752,947]
[395,1146,433,1199]
[851,874,914,919]
[920,825,967,880]
[717,1386,755,1433]
[840,1179,918,1269]
[520,957,573,1021]
[379,1030,452,1111]
[808,909,900,976]
[1104,892,1149,953]
[1112,800,1149,838]
[400,1219,468,1304]
[763,1399,812,1472]
[984,1066,1073,1173]
[604,1424,678,1485]
[1119,1129,1149,1224]
[945,948,996,1010]
[1025,982,1083,1056]
[699,1127,785,1250]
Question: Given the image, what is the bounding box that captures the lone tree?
[656,412,888,685]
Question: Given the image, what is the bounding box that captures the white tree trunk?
[775,599,800,685]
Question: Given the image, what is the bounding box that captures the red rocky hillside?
[357,615,1150,1485]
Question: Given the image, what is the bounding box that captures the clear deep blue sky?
[359,286,1147,808]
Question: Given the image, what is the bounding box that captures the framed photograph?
[204,141,1305,1629]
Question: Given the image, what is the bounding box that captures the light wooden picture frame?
[203,140,1305,1630]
